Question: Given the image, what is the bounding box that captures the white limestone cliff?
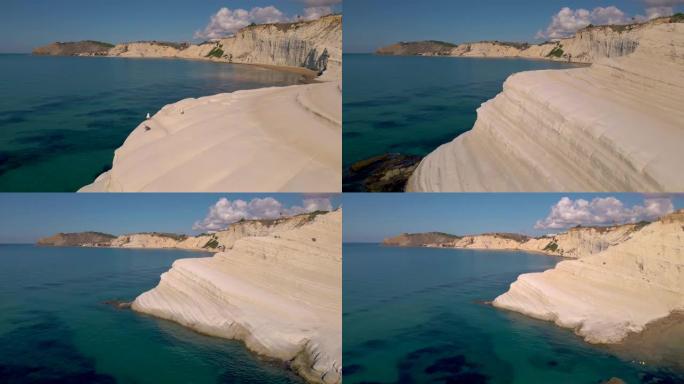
[386,223,646,259]
[109,233,211,250]
[455,224,644,257]
[105,15,340,74]
[79,15,341,192]
[493,210,684,344]
[79,80,341,192]
[132,210,342,384]
[379,17,674,64]
[408,21,684,192]
[36,213,327,252]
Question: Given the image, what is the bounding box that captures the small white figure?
[146,113,151,119]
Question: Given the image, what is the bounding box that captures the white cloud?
[536,6,630,40]
[300,6,335,20]
[193,197,333,231]
[194,3,339,39]
[538,1,684,39]
[194,6,288,39]
[634,1,684,22]
[534,196,674,229]
[638,6,676,20]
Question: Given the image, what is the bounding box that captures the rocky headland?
[37,211,329,252]
[37,231,117,247]
[33,14,341,75]
[132,209,342,384]
[384,210,684,350]
[33,40,115,56]
[383,220,649,258]
[34,15,342,192]
[376,16,680,63]
[382,232,461,247]
[494,210,684,346]
[376,16,684,192]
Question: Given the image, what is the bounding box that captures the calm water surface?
[0,54,306,191]
[0,245,303,383]
[343,243,683,384]
[342,54,581,170]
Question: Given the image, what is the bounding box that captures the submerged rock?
[344,153,422,192]
[103,300,131,310]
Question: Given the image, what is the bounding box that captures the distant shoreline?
[27,53,320,83]
[344,52,590,66]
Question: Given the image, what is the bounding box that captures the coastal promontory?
[384,15,684,192]
[132,209,342,384]
[383,209,684,347]
[494,210,684,345]
[37,211,327,252]
[34,15,342,193]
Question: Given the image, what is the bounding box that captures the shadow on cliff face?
[0,310,116,383]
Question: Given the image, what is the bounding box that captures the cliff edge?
[132,210,342,384]
[68,15,341,192]
[408,20,684,192]
[33,15,341,75]
[493,210,684,344]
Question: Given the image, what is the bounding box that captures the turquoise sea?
[342,54,580,176]
[343,243,683,384]
[0,245,304,383]
[0,54,306,191]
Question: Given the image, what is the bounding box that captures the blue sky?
[0,193,341,244]
[345,0,684,52]
[0,0,342,53]
[343,193,684,242]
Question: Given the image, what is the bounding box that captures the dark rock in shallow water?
[425,355,467,375]
[0,312,117,384]
[344,153,422,192]
[103,300,132,309]
[640,372,684,384]
[444,371,489,384]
